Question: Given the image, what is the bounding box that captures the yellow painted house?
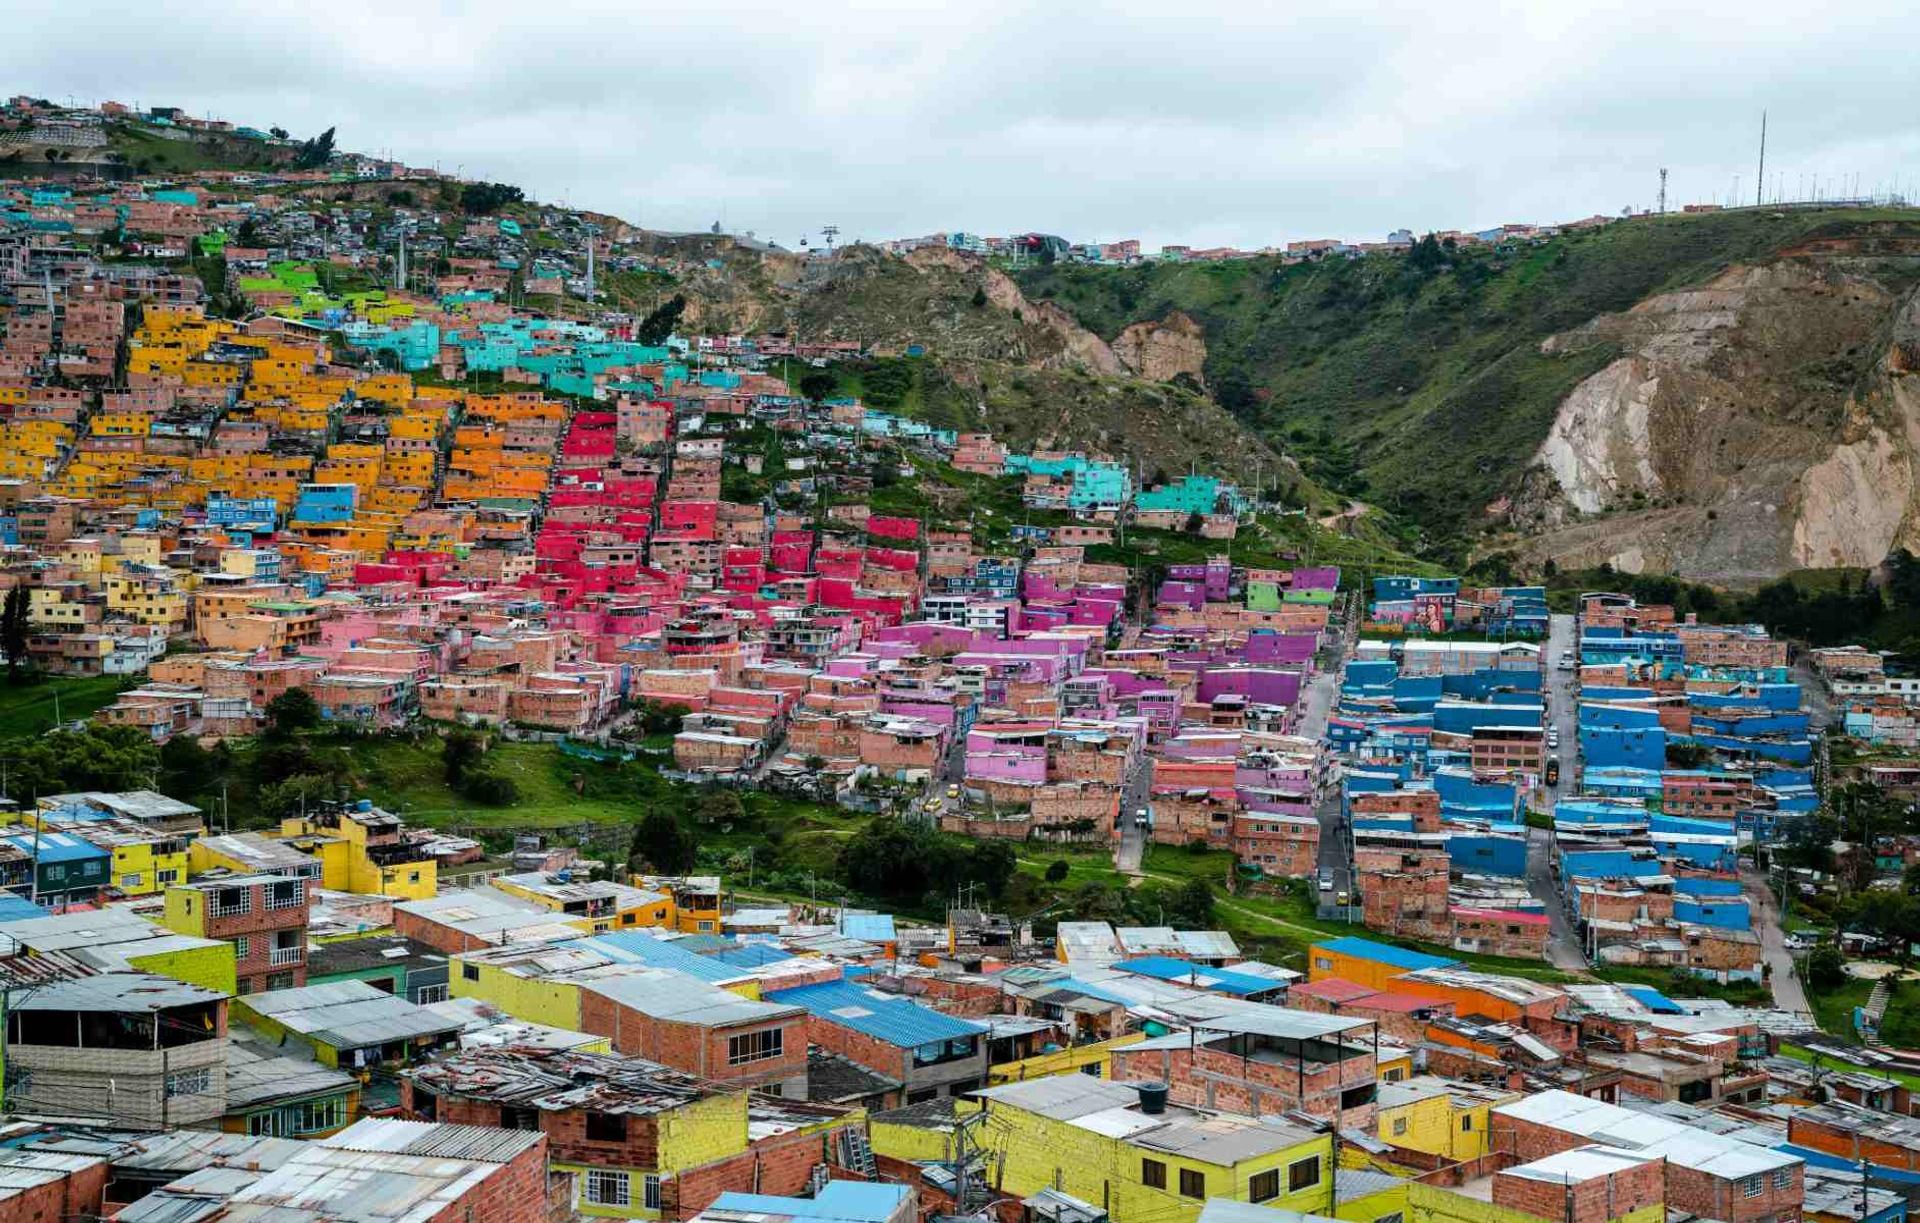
[0,906,235,995]
[1376,1077,1522,1164]
[488,872,678,935]
[972,1075,1341,1223]
[279,800,436,899]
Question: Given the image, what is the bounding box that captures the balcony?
[269,944,305,966]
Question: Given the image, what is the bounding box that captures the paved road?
[1115,750,1151,874]
[1301,599,1354,907]
[1743,869,1813,1016]
[1531,612,1589,971]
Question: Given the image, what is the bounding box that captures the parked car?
[1134,808,1150,828]
[1318,868,1335,891]
[1546,758,1561,786]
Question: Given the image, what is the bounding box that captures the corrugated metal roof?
[321,1117,544,1163]
[769,979,987,1048]
[1312,937,1458,971]
[237,980,463,1049]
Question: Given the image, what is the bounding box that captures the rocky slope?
[1501,252,1920,580]
[631,238,1294,494]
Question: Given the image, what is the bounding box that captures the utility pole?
[1658,168,1668,216]
[1756,111,1768,208]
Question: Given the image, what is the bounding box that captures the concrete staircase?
[1861,978,1890,1046]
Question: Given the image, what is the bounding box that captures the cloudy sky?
[7,0,1917,250]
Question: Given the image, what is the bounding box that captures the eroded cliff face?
[1505,258,1920,580]
[1112,311,1209,385]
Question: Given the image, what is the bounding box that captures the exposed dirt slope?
[1500,251,1920,580]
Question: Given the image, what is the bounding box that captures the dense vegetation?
[1537,551,1920,663]
[1015,209,1920,558]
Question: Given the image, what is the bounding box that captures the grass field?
[0,676,130,739]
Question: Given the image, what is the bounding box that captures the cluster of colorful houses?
[1335,585,1818,979]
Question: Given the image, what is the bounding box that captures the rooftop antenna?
[1658,168,1668,216]
[1756,111,1767,207]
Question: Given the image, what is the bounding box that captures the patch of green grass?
[1805,974,1920,1046]
[0,676,130,739]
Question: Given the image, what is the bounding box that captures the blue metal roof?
[838,913,896,943]
[0,832,108,864]
[1623,985,1685,1014]
[709,942,794,969]
[1111,957,1278,997]
[710,1183,910,1223]
[0,895,43,921]
[1313,937,1458,972]
[767,979,988,1048]
[564,932,744,984]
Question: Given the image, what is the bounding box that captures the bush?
[462,771,519,807]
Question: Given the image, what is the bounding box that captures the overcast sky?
[8,1,1918,250]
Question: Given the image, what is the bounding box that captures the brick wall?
[1492,1158,1663,1223]
[5,1159,108,1223]
[425,1135,552,1223]
[800,1015,909,1083]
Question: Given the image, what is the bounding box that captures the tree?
[1166,876,1217,928]
[459,181,524,215]
[159,734,211,795]
[264,688,322,737]
[1806,942,1846,990]
[1408,233,1445,273]
[293,126,336,169]
[1045,859,1071,883]
[258,773,335,822]
[798,371,838,403]
[462,771,519,807]
[269,126,289,140]
[635,294,686,345]
[632,808,696,874]
[1,585,30,680]
[694,790,746,826]
[442,728,485,786]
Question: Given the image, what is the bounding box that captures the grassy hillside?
[1015,208,1920,556]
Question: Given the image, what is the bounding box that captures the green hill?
[1014,208,1920,559]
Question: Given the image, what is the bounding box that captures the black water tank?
[1136,1082,1169,1115]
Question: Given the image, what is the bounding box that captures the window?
[156,868,180,885]
[643,1175,662,1211]
[121,873,143,889]
[1289,1158,1321,1193]
[1142,1159,1166,1190]
[585,1112,627,1143]
[622,912,637,925]
[166,1068,211,1098]
[1179,1169,1206,1199]
[415,984,449,1005]
[728,1028,785,1065]
[1392,1117,1408,1136]
[1771,1168,1792,1190]
[1249,1170,1279,1203]
[234,936,251,958]
[1080,1061,1103,1077]
[462,963,480,982]
[584,1170,630,1207]
[1460,1116,1473,1132]
[1742,1176,1763,1199]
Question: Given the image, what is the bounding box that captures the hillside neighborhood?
[0,95,1918,1223]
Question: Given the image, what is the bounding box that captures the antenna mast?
[1756,111,1767,207]
[1658,168,1668,216]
